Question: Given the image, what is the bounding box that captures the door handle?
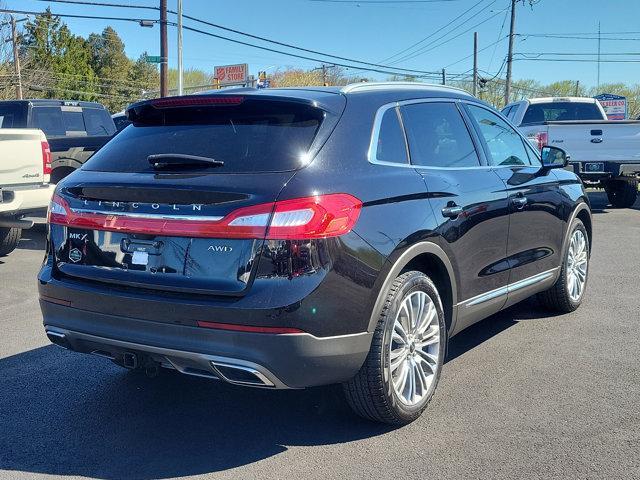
[441,205,463,218]
[511,196,528,209]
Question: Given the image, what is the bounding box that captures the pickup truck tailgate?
[547,121,640,163]
[0,129,46,186]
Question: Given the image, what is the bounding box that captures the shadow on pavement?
[0,296,555,480]
[16,223,47,251]
[0,344,392,479]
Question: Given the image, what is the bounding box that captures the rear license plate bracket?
[583,162,604,173]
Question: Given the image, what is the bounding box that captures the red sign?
[214,64,248,86]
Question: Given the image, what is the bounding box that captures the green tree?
[21,8,98,101]
[130,52,159,99]
[88,27,134,110]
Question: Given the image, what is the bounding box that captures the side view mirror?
[541,145,569,169]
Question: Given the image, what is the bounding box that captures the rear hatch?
[49,93,344,295]
[0,129,47,186]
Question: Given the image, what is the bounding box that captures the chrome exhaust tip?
[210,361,275,387]
[46,330,69,349]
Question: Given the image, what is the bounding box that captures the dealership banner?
[594,93,627,120]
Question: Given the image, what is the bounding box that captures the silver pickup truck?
[503,97,640,208]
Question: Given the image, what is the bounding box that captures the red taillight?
[534,131,548,151]
[196,320,304,334]
[48,194,69,224]
[149,96,245,109]
[41,141,52,175]
[48,193,362,240]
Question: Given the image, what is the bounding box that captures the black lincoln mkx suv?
[39,83,592,425]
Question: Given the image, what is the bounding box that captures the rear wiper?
[147,153,224,169]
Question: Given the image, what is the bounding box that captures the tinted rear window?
[83,100,324,173]
[32,106,65,136]
[522,102,603,124]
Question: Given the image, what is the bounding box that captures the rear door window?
[83,108,116,136]
[31,106,65,136]
[400,102,480,168]
[83,99,325,173]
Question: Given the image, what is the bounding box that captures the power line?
[308,0,463,3]
[32,0,445,76]
[0,8,158,24]
[378,0,488,63]
[33,0,158,10]
[444,34,508,68]
[390,6,505,64]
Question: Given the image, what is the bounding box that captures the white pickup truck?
[503,97,640,208]
[0,129,55,255]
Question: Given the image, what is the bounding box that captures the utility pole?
[10,15,22,100]
[472,32,478,96]
[177,0,183,96]
[441,68,446,85]
[596,21,601,92]
[160,0,168,97]
[575,80,580,96]
[504,0,516,105]
[322,64,327,86]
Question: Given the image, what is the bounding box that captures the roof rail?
[340,81,472,96]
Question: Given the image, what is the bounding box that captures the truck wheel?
[0,227,22,256]
[538,219,589,313]
[343,271,446,425]
[605,177,638,208]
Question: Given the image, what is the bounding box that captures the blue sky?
[7,0,640,88]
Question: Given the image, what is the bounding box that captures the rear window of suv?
[521,102,603,125]
[83,99,325,173]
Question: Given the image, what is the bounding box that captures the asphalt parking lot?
[0,191,638,480]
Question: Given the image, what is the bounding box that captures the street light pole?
[177,0,183,96]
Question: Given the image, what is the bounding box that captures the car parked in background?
[112,111,131,133]
[0,100,117,183]
[503,97,640,208]
[40,83,592,425]
[0,128,54,255]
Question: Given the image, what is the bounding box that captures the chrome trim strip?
[460,267,560,308]
[69,208,224,222]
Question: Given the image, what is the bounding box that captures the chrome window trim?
[458,267,560,308]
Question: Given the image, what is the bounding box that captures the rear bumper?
[570,161,640,178]
[0,183,54,216]
[40,299,372,389]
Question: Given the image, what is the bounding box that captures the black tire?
[0,227,21,256]
[538,219,589,313]
[343,271,446,425]
[605,177,638,208]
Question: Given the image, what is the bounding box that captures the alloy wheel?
[389,291,441,406]
[566,229,588,302]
